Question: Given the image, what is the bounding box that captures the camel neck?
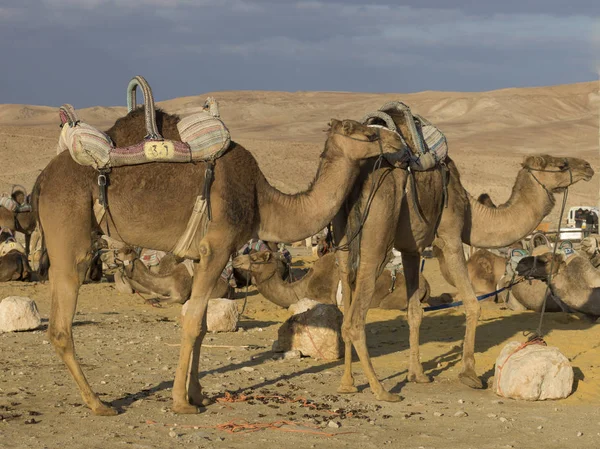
[256,145,359,243]
[465,170,555,248]
[255,267,313,308]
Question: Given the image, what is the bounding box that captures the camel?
[333,125,593,403]
[0,189,35,241]
[114,246,232,303]
[33,106,407,416]
[0,232,31,281]
[233,250,431,309]
[516,250,600,317]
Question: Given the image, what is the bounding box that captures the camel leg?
[171,239,230,414]
[186,319,211,407]
[402,252,431,383]
[335,250,358,394]
[48,252,117,415]
[344,262,401,402]
[438,239,483,388]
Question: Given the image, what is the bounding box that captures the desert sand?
[0,82,599,448]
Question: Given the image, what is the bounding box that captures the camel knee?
[47,326,72,356]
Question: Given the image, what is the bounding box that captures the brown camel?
[333,148,593,401]
[516,250,600,317]
[0,233,31,281]
[114,246,232,303]
[33,107,406,416]
[233,250,430,310]
[0,189,35,236]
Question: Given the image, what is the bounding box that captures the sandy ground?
[1,258,599,449]
[0,83,600,448]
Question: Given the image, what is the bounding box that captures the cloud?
[0,1,598,106]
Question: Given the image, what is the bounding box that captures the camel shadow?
[112,306,596,411]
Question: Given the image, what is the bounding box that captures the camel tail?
[30,177,49,280]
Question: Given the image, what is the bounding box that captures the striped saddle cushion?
[57,112,231,170]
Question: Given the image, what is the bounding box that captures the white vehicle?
[566,206,599,228]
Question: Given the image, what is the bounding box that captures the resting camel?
[0,233,31,281]
[516,250,600,317]
[232,250,431,309]
[33,108,406,415]
[0,189,35,243]
[334,140,593,400]
[114,246,232,303]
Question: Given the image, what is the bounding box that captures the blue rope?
[423,286,508,312]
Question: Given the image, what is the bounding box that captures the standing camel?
[334,124,593,401]
[33,108,406,416]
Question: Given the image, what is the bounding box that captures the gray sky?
[1,0,599,107]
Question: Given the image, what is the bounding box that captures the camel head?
[232,250,284,283]
[515,252,565,280]
[326,119,406,162]
[11,189,26,206]
[522,155,594,193]
[113,246,139,270]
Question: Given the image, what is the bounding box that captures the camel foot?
[374,390,402,402]
[458,371,483,389]
[337,384,358,394]
[91,402,118,416]
[172,402,200,414]
[188,392,212,407]
[407,372,432,384]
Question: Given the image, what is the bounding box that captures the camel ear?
[523,155,547,170]
[342,120,357,135]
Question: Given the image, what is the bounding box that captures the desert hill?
[0,81,598,220]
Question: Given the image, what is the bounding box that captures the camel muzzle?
[515,256,548,280]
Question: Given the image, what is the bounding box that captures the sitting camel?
[0,232,31,281]
[516,249,600,317]
[34,105,406,416]
[113,247,232,303]
[232,250,431,310]
[0,188,36,249]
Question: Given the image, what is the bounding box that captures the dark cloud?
[0,1,597,106]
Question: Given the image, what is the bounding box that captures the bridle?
[524,158,573,201]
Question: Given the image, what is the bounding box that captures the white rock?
[288,298,321,315]
[493,341,573,400]
[181,298,238,333]
[277,303,343,360]
[0,297,42,333]
[454,411,468,418]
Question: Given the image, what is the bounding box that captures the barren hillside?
[0,81,598,221]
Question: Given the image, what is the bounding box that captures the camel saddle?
[362,101,448,171]
[56,76,231,171]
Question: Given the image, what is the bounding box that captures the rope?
[533,186,569,339]
[422,283,521,312]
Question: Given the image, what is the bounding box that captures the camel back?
[56,76,231,171]
[362,101,447,171]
